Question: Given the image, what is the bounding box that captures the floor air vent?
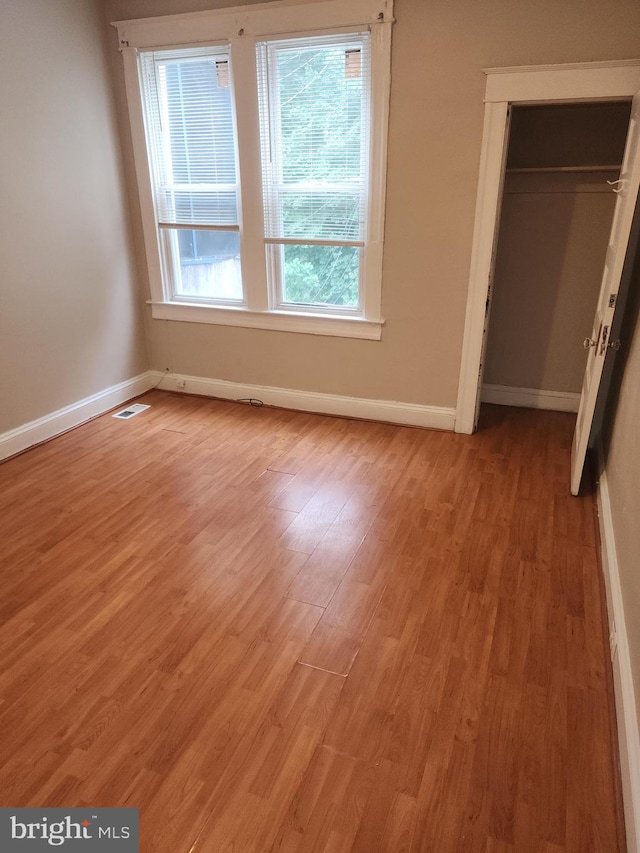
[112,403,150,420]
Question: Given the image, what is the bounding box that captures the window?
[139,47,242,302]
[258,34,369,312]
[115,0,393,339]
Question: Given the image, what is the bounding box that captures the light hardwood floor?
[0,393,624,851]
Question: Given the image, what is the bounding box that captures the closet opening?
[480,100,632,416]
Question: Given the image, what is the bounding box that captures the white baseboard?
[150,371,456,431]
[481,383,580,413]
[597,444,640,853]
[0,372,154,462]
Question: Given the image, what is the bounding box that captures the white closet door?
[570,91,640,495]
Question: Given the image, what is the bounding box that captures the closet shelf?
[507,164,621,174]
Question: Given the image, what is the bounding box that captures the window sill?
[148,301,384,340]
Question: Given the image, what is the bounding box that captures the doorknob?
[583,337,598,349]
[609,338,622,351]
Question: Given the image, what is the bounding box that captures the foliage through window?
[258,35,369,310]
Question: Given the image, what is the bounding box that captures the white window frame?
[113,0,394,341]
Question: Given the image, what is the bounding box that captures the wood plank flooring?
[0,393,624,851]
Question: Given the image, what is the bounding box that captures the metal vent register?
[112,404,150,420]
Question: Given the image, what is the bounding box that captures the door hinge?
[609,294,617,308]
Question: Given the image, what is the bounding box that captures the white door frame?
[455,59,640,435]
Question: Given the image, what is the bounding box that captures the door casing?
[455,60,640,435]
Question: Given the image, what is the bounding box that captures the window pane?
[140,48,240,228]
[158,58,238,226]
[168,190,238,227]
[259,34,370,243]
[281,192,360,241]
[173,230,242,300]
[276,43,365,185]
[281,245,360,308]
[164,61,236,186]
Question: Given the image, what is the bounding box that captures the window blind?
[257,33,371,245]
[138,46,239,230]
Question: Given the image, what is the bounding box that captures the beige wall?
[103,0,640,407]
[0,0,147,435]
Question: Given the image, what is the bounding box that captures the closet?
[482,101,631,411]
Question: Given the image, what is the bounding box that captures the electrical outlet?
[176,377,186,389]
